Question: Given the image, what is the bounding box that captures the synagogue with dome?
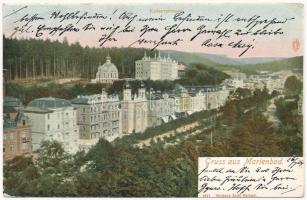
[92,54,119,83]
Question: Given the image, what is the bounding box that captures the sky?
[2,3,304,58]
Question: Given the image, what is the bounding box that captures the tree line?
[3,37,229,86]
[3,36,157,81]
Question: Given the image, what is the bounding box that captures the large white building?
[223,70,247,80]
[248,70,293,93]
[71,90,122,143]
[24,97,79,153]
[188,85,229,111]
[135,51,178,80]
[147,92,176,127]
[121,81,148,134]
[173,85,192,113]
[170,84,229,116]
[223,70,247,89]
[92,55,119,83]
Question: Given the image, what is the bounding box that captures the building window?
[9,145,14,151]
[47,124,50,131]
[83,108,85,113]
[3,148,5,153]
[21,137,29,143]
[58,124,60,129]
[21,137,29,150]
[3,135,6,141]
[47,114,50,119]
[22,120,26,126]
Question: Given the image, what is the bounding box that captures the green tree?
[284,76,302,97]
[229,111,283,156]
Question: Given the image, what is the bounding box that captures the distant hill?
[229,56,303,73]
[162,50,303,74]
[197,53,285,65]
[160,50,237,71]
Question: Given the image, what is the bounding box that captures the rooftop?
[25,97,72,113]
[3,111,29,129]
[3,106,17,114]
[71,94,120,105]
[97,55,118,73]
[4,96,23,108]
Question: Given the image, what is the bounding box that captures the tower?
[138,81,146,100]
[123,81,132,101]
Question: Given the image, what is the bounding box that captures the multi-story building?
[177,63,187,78]
[147,91,176,127]
[223,70,247,80]
[3,108,32,161]
[121,81,148,134]
[135,51,178,80]
[24,97,79,153]
[188,85,229,112]
[148,85,229,126]
[92,55,119,83]
[205,85,229,109]
[71,89,122,142]
[173,84,192,113]
[248,70,294,93]
[223,78,244,89]
[223,70,246,89]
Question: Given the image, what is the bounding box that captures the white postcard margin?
[198,157,304,198]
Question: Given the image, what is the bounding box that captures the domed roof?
[25,97,72,112]
[97,55,118,73]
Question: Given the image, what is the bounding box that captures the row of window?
[47,121,75,131]
[97,72,118,79]
[48,112,75,120]
[3,139,30,153]
[3,145,14,152]
[88,105,120,113]
[3,134,14,140]
[86,112,120,123]
[90,129,119,139]
[90,121,119,131]
[4,134,29,143]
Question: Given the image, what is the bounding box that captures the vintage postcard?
[1,0,304,198]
